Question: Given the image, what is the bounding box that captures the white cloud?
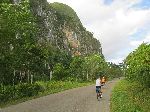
[47,0,150,64]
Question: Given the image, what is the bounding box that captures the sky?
[47,0,150,64]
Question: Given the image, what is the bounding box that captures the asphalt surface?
[1,78,120,112]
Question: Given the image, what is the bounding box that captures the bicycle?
[96,88,102,101]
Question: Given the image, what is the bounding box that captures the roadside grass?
[36,81,93,95]
[0,81,93,108]
[110,79,150,112]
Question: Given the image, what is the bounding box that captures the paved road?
[1,78,120,112]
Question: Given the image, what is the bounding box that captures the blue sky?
[130,28,148,41]
[133,0,150,9]
[104,0,150,8]
[48,0,150,64]
[104,0,113,5]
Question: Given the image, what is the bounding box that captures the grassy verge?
[0,81,93,108]
[110,79,150,112]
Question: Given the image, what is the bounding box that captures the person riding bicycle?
[96,76,102,99]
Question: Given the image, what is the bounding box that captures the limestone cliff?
[10,0,103,57]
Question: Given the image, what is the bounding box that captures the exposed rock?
[10,0,104,57]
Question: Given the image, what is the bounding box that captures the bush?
[0,86,14,102]
[52,63,65,80]
[0,83,42,103]
[16,83,41,97]
[35,81,47,92]
[125,43,150,87]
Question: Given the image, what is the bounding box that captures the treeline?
[106,62,123,80]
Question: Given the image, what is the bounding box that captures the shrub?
[125,43,150,87]
[16,83,41,97]
[0,86,14,102]
[35,81,47,92]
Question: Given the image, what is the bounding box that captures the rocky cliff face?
[49,2,103,57]
[12,0,103,57]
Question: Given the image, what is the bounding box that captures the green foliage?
[0,0,38,85]
[0,83,41,103]
[124,43,150,87]
[83,54,107,80]
[0,85,14,102]
[31,81,92,96]
[106,62,123,80]
[111,79,150,112]
[16,83,40,97]
[69,56,85,81]
[50,2,81,27]
[0,0,11,4]
[115,43,150,112]
[52,63,66,80]
[51,54,109,81]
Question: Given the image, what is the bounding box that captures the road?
[1,78,120,112]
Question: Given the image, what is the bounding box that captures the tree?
[106,62,123,79]
[0,0,37,85]
[83,54,107,81]
[124,43,150,87]
[69,56,84,81]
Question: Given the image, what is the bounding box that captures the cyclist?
[96,76,102,99]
